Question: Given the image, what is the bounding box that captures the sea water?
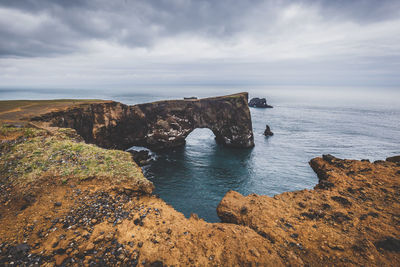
[1,86,399,222]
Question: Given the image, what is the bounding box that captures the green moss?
[0,126,147,187]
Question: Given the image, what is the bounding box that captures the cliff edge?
[217,155,400,266]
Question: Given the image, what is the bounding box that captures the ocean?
[1,86,399,222]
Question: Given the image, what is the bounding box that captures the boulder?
[127,149,152,166]
[248,98,273,108]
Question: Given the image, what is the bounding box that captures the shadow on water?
[144,128,254,222]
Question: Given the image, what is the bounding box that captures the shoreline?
[0,98,399,266]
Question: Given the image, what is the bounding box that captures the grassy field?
[0,99,110,122]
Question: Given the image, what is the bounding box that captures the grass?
[0,99,105,113]
[0,99,111,123]
[0,125,149,189]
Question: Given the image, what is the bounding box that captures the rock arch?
[32,92,254,150]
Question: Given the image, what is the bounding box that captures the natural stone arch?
[139,93,254,150]
[32,92,255,150]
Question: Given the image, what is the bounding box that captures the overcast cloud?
[0,0,399,89]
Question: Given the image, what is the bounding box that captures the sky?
[0,0,399,90]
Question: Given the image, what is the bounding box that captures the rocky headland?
[218,154,400,266]
[0,96,399,266]
[30,93,254,150]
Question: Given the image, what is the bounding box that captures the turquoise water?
[144,101,400,222]
[1,87,400,222]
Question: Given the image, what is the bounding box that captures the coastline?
[0,97,399,266]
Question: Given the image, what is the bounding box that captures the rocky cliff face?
[31,93,254,150]
[217,155,400,266]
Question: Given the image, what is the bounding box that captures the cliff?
[217,155,400,266]
[30,93,254,150]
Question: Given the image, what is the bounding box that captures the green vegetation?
[0,126,147,188]
[0,125,43,138]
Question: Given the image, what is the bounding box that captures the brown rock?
[54,254,68,266]
[217,156,400,266]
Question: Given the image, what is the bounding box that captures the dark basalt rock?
[386,155,400,163]
[31,93,254,151]
[248,97,273,108]
[127,148,152,166]
[374,237,400,252]
[264,124,273,136]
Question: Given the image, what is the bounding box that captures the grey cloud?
[310,0,400,24]
[0,0,399,89]
[0,0,265,57]
[3,0,398,58]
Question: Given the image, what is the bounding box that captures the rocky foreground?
[218,155,400,266]
[0,125,280,266]
[1,125,399,266]
[0,98,399,266]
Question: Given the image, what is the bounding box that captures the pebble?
[1,189,157,266]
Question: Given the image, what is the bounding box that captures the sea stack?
[264,124,273,136]
[248,97,273,108]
